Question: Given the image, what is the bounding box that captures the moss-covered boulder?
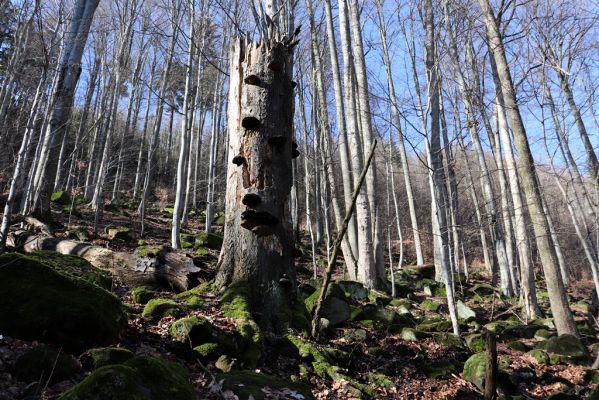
[193,342,222,361]
[335,280,369,301]
[107,227,132,242]
[528,349,550,365]
[131,287,158,304]
[420,299,441,312]
[51,191,71,205]
[86,347,134,369]
[27,251,112,290]
[417,318,452,333]
[0,253,126,353]
[534,328,554,341]
[57,356,195,400]
[142,298,178,318]
[400,327,425,341]
[465,333,485,353]
[539,334,590,363]
[14,345,81,384]
[196,232,223,250]
[403,264,435,279]
[134,246,162,258]
[304,289,350,328]
[507,340,528,352]
[169,316,213,345]
[501,323,545,339]
[462,352,488,391]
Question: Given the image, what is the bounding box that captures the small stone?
[215,355,236,373]
[457,300,477,321]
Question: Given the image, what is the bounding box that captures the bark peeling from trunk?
[216,38,297,333]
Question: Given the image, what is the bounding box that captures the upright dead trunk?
[479,0,577,336]
[215,34,298,332]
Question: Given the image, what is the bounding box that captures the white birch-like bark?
[479,0,577,336]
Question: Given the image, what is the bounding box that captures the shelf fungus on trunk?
[216,35,299,333]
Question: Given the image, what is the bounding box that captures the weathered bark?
[479,0,577,336]
[216,36,298,333]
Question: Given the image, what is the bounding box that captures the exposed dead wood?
[6,219,201,292]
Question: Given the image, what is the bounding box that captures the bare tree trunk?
[479,0,577,336]
[172,1,196,248]
[31,0,101,217]
[216,33,298,332]
[375,0,424,266]
[425,0,459,335]
[322,0,359,264]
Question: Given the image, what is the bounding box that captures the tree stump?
[216,37,297,333]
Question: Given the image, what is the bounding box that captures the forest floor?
[0,201,598,399]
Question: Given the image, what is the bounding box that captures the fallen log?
[6,218,201,292]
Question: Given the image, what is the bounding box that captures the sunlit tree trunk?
[479,0,577,336]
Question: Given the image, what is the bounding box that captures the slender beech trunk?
[375,0,424,266]
[425,0,459,335]
[172,2,196,248]
[479,0,577,336]
[31,0,101,217]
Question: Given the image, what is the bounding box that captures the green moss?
[58,356,195,400]
[221,282,263,368]
[528,349,550,365]
[420,299,441,312]
[218,370,314,400]
[193,342,221,361]
[27,251,112,290]
[221,282,252,320]
[131,287,157,304]
[185,295,205,309]
[195,247,209,256]
[463,352,487,391]
[540,334,590,363]
[134,246,162,258]
[51,191,71,205]
[88,347,134,368]
[180,233,195,243]
[369,372,394,388]
[212,211,225,226]
[0,253,126,353]
[142,298,178,318]
[169,316,213,345]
